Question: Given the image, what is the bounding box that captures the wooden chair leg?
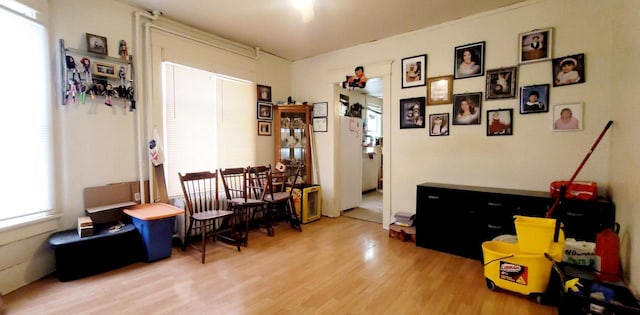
[231,216,241,251]
[287,198,302,232]
[201,221,207,264]
[267,205,275,237]
[184,220,194,250]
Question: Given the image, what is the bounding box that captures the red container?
[595,228,621,281]
[550,181,598,200]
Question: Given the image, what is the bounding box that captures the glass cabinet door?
[274,105,312,185]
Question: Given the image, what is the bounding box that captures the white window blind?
[163,63,218,198]
[0,3,54,223]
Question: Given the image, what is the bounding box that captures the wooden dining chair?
[179,171,239,264]
[246,165,274,236]
[219,167,268,247]
[266,162,303,232]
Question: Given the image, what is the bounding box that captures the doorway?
[340,77,383,224]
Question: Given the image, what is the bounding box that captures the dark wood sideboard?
[415,182,615,261]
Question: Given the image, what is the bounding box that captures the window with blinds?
[0,2,54,225]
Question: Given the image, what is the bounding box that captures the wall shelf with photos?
[59,39,135,109]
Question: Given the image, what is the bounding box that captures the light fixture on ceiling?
[291,0,314,23]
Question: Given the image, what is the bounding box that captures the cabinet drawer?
[557,199,615,241]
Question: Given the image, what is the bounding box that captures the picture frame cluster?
[312,102,328,132]
[399,26,586,136]
[256,84,272,136]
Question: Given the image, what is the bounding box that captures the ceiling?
[117,0,526,62]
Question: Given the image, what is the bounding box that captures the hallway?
[341,190,382,223]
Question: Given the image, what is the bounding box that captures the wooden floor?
[4,217,558,315]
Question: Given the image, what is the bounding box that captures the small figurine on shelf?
[65,55,81,82]
[126,85,136,111]
[342,66,367,90]
[119,40,129,61]
[79,82,87,104]
[119,66,126,86]
[80,57,92,83]
[64,79,78,104]
[104,83,114,106]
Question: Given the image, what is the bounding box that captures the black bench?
[48,223,143,281]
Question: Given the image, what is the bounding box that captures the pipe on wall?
[133,10,159,204]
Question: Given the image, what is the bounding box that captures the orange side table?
[124,203,183,261]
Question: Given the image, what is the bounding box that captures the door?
[340,116,363,210]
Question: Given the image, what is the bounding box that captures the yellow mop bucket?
[482,216,564,297]
[514,215,559,253]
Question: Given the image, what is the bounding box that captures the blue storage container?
[125,203,183,262]
[131,216,175,261]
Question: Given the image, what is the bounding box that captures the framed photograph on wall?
[452,92,482,125]
[520,84,549,114]
[485,66,518,100]
[313,117,327,132]
[427,75,453,105]
[487,109,513,136]
[257,102,273,120]
[429,113,450,136]
[258,121,272,136]
[92,61,119,79]
[552,103,583,131]
[401,54,427,88]
[454,41,485,79]
[552,53,585,87]
[399,97,426,129]
[313,102,328,117]
[519,28,553,64]
[257,84,271,102]
[86,33,108,55]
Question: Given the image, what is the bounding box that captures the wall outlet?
[134,192,141,201]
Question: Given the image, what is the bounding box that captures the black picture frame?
[313,102,328,117]
[519,28,553,64]
[257,102,273,120]
[485,66,518,100]
[452,92,482,125]
[86,33,108,55]
[486,109,513,136]
[401,54,427,88]
[257,121,271,136]
[520,84,549,114]
[454,41,485,79]
[552,53,586,87]
[399,97,426,129]
[257,84,272,102]
[313,117,328,132]
[429,113,450,136]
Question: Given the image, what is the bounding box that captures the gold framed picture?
[427,75,453,105]
[92,61,119,79]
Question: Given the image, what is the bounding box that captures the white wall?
[292,0,639,290]
[0,0,291,294]
[610,0,640,294]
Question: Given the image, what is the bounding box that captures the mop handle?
[545,120,613,218]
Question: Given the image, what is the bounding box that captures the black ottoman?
[48,224,143,281]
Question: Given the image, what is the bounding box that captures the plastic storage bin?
[124,203,183,262]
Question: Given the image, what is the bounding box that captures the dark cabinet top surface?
[418,182,550,199]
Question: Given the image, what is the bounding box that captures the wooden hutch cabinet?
[273,104,312,185]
